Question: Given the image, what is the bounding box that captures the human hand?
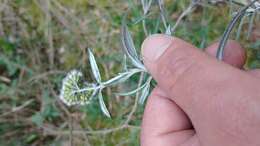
[140,34,260,146]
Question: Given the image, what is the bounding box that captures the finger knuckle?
[171,55,195,81]
[158,53,197,90]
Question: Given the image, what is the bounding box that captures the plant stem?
[72,69,144,95]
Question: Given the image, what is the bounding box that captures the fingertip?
[141,34,196,81]
[141,34,173,63]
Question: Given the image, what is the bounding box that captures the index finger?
[141,87,194,146]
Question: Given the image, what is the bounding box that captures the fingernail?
[141,34,172,62]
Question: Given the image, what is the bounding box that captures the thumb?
[141,34,243,113]
[141,34,260,145]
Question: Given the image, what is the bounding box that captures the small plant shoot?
[59,0,260,118]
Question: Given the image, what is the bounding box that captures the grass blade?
[247,11,256,39]
[235,15,245,40]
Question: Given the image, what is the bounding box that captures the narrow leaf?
[165,25,172,35]
[121,18,146,70]
[157,0,168,29]
[233,0,249,5]
[88,48,101,83]
[121,21,139,60]
[102,69,142,86]
[116,76,153,96]
[98,90,111,118]
[141,0,153,15]
[216,0,258,60]
[123,55,128,71]
[139,82,151,104]
[115,82,148,96]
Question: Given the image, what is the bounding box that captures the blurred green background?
[0,0,259,146]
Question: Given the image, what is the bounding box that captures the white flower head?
[59,70,97,106]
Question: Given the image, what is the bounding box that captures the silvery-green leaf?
[139,82,151,104]
[116,76,152,96]
[115,82,147,96]
[157,0,164,10]
[88,48,101,83]
[233,0,249,5]
[121,21,138,60]
[103,69,142,86]
[246,7,257,13]
[123,55,128,71]
[157,0,167,28]
[98,90,111,118]
[59,70,96,106]
[165,25,172,35]
[133,14,151,24]
[121,20,146,70]
[141,0,153,15]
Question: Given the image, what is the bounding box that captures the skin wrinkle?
[155,40,199,90]
[141,87,195,146]
[180,135,200,146]
[158,129,195,138]
[155,49,200,116]
[156,103,193,136]
[159,130,196,144]
[153,40,173,60]
[151,130,195,146]
[159,51,220,114]
[153,88,192,133]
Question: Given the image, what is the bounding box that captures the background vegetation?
[0,0,259,145]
